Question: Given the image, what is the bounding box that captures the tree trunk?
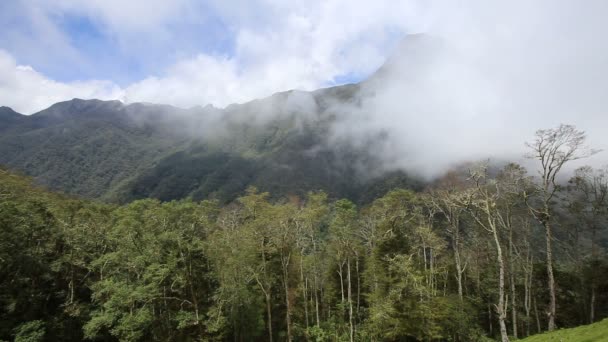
[422,243,428,287]
[524,280,530,337]
[590,224,597,323]
[489,303,493,336]
[524,259,532,337]
[356,257,361,317]
[510,271,517,338]
[453,234,464,301]
[545,219,556,331]
[266,293,273,342]
[314,274,320,327]
[347,258,354,342]
[590,287,596,323]
[283,253,293,342]
[534,295,541,334]
[492,225,510,342]
[509,228,518,339]
[338,262,345,305]
[430,247,435,296]
[300,260,309,330]
[260,245,273,342]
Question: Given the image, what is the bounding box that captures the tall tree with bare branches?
[525,124,600,331]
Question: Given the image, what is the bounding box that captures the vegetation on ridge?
[1,124,607,341]
[0,91,421,205]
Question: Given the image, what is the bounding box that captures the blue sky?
[0,0,423,113]
[1,1,239,85]
[31,2,238,85]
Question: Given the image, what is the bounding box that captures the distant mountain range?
[0,35,438,203]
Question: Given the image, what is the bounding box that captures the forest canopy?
[1,125,607,342]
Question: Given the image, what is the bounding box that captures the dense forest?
[1,124,607,342]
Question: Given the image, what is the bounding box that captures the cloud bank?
[326,0,608,176]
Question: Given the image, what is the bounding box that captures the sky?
[0,0,426,114]
[1,0,607,176]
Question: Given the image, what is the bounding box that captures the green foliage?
[0,167,607,341]
[14,321,45,342]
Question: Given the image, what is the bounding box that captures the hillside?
[0,91,423,204]
[520,319,608,342]
[0,37,441,204]
[2,164,607,342]
[0,99,191,199]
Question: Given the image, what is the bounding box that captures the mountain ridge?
[0,35,435,203]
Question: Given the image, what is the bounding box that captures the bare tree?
[525,124,600,331]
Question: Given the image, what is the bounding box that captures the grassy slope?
[520,319,608,342]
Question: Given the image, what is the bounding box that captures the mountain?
[0,106,25,133]
[0,36,433,204]
[0,100,188,199]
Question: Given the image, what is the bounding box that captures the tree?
[235,187,276,341]
[295,192,329,334]
[270,203,298,342]
[329,199,359,342]
[525,124,599,331]
[207,201,265,340]
[427,171,469,301]
[2,160,608,342]
[454,164,514,342]
[568,166,608,323]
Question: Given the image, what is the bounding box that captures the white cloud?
[119,0,425,109]
[122,55,239,107]
[326,0,608,176]
[3,0,423,113]
[0,50,123,114]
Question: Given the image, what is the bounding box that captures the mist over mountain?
[0,45,426,203]
[2,21,608,203]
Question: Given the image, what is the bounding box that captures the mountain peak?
[32,98,124,120]
[0,106,25,133]
[0,106,22,117]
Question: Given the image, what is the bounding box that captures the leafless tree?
[524,124,600,331]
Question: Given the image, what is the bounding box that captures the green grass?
[520,319,608,342]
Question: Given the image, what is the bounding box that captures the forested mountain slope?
[0,99,192,198]
[0,89,421,204]
[0,35,448,204]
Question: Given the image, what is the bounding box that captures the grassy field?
[520,319,608,342]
